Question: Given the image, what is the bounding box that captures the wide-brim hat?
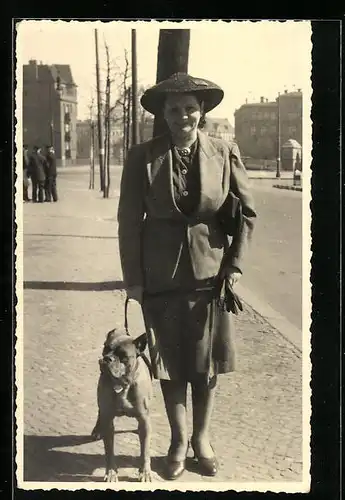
[140,72,224,115]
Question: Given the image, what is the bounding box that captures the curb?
[273,184,302,192]
[236,283,302,353]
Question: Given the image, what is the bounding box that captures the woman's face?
[163,93,202,138]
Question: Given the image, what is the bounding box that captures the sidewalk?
[20,172,303,486]
[57,163,294,180]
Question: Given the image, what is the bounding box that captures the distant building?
[203,117,234,142]
[23,59,78,163]
[76,116,127,164]
[76,120,92,159]
[136,115,234,144]
[234,90,302,160]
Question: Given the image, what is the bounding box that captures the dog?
[91,328,153,482]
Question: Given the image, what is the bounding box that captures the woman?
[117,73,256,480]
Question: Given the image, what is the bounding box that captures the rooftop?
[204,117,234,132]
[25,59,76,86]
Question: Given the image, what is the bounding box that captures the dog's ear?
[133,333,147,354]
[102,328,116,355]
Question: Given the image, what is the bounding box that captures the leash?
[123,295,153,378]
[124,295,130,335]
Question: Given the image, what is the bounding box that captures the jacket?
[46,152,57,177]
[28,152,46,182]
[117,130,256,294]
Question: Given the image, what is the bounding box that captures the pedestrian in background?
[44,145,58,202]
[118,73,256,480]
[23,144,30,202]
[28,146,46,203]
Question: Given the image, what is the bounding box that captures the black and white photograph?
[15,19,312,492]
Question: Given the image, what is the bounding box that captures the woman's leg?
[160,380,189,460]
[190,377,217,458]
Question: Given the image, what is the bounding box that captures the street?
[242,179,303,330]
[19,170,304,487]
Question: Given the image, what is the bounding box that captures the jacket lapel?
[146,134,184,219]
[196,131,226,215]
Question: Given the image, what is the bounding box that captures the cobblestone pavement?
[19,173,304,485]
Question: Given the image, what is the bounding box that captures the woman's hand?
[126,285,144,304]
[219,266,242,288]
[226,270,242,289]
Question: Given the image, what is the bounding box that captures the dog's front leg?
[91,411,101,440]
[101,417,118,482]
[137,414,152,482]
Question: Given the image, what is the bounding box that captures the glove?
[224,278,243,315]
[217,277,243,315]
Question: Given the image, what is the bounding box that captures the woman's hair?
[198,113,207,129]
[196,96,207,129]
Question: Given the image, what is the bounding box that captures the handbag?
[217,191,243,237]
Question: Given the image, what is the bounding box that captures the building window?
[271,125,277,133]
[257,112,263,120]
[288,112,298,120]
[261,126,267,135]
[65,123,70,133]
[250,125,256,136]
[264,112,270,119]
[288,126,297,135]
[65,108,71,123]
[271,112,276,120]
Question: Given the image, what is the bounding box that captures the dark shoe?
[191,442,218,477]
[164,457,186,480]
[164,442,189,480]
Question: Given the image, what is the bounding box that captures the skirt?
[142,289,236,382]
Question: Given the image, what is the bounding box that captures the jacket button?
[182,190,188,196]
[181,169,187,175]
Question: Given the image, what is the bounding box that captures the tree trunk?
[153,29,190,138]
[94,29,104,192]
[126,87,131,154]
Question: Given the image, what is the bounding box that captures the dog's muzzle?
[99,356,128,393]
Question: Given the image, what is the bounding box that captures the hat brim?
[141,88,224,115]
[140,74,224,115]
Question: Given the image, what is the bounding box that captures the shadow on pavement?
[24,281,124,291]
[26,233,118,240]
[24,434,166,482]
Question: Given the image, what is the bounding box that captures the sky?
[16,20,312,125]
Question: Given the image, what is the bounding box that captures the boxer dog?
[91,328,152,482]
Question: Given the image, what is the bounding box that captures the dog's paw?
[104,469,118,482]
[138,467,152,482]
